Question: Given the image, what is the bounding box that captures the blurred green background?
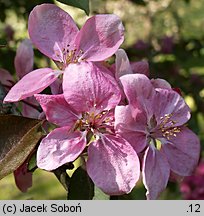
[0,0,204,199]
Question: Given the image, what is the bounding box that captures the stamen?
[60,44,85,65]
[159,113,181,140]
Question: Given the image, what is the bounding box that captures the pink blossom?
[180,161,204,200]
[14,158,33,193]
[160,36,174,54]
[35,62,140,195]
[0,68,14,91]
[134,39,149,51]
[114,49,172,90]
[115,73,200,199]
[113,49,171,104]
[1,39,40,119]
[4,4,124,103]
[14,39,34,79]
[115,49,149,80]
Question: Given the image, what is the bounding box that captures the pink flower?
[115,49,149,79]
[160,36,174,54]
[180,161,204,200]
[115,73,200,199]
[114,49,173,90]
[35,62,140,195]
[4,4,124,103]
[14,157,33,193]
[1,39,40,119]
[113,49,172,104]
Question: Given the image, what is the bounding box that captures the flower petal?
[63,62,121,113]
[50,78,62,95]
[35,94,78,127]
[14,39,34,79]
[115,49,132,81]
[120,74,156,118]
[130,61,149,76]
[22,97,40,119]
[75,14,124,62]
[115,105,147,152]
[37,127,86,171]
[153,88,191,127]
[161,126,200,176]
[87,134,140,195]
[151,78,171,89]
[14,161,32,193]
[0,68,14,89]
[28,4,79,61]
[4,68,61,102]
[142,146,170,200]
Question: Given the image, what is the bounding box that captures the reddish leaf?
[0,115,43,180]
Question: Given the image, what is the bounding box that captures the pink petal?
[130,61,149,76]
[14,39,34,79]
[115,49,132,81]
[120,74,156,118]
[161,126,200,176]
[37,127,86,171]
[87,134,140,195]
[50,78,62,95]
[28,4,79,61]
[22,96,40,119]
[151,78,171,89]
[74,14,124,62]
[63,62,121,113]
[153,88,191,127]
[0,68,14,88]
[142,146,170,200]
[115,105,147,152]
[14,161,32,193]
[35,94,78,128]
[3,68,61,102]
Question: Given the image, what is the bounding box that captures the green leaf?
[53,165,71,192]
[68,166,94,200]
[0,115,43,180]
[28,152,37,171]
[56,0,90,15]
[93,187,109,200]
[110,184,146,200]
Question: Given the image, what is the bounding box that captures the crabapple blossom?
[4,4,124,103]
[180,161,204,200]
[115,73,200,199]
[35,62,140,195]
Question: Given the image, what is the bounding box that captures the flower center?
[148,113,181,150]
[159,114,181,140]
[74,110,114,134]
[55,44,85,69]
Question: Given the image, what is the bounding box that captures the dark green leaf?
[0,39,7,48]
[53,165,71,192]
[56,0,90,15]
[68,166,94,200]
[0,115,43,180]
[131,0,147,6]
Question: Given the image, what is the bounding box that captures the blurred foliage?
[0,0,204,199]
